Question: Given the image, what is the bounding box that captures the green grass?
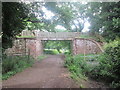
[2,55,34,80]
[37,55,47,61]
[44,49,59,55]
[64,54,99,87]
[64,54,92,88]
[64,54,90,79]
[80,35,92,39]
[44,49,71,55]
[16,35,36,38]
[79,34,104,42]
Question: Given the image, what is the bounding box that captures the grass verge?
[2,55,34,80]
[64,54,99,88]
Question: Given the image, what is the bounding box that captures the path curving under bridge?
[3,55,108,88]
[3,55,78,88]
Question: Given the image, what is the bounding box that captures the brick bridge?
[5,31,103,58]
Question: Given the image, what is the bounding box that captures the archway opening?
[42,40,72,55]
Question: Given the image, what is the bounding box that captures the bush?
[64,54,91,80]
[90,39,120,88]
[2,55,34,80]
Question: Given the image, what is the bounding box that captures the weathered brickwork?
[5,31,103,58]
[73,38,103,55]
[5,39,26,55]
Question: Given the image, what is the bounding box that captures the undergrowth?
[64,39,120,88]
[2,55,34,80]
[64,54,93,81]
[89,39,120,88]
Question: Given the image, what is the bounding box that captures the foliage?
[83,2,120,87]
[86,2,120,41]
[43,41,72,54]
[16,35,35,38]
[80,33,105,42]
[89,39,120,88]
[44,49,59,55]
[2,55,34,80]
[2,2,30,49]
[27,2,120,41]
[103,38,119,49]
[28,2,85,32]
[2,2,120,50]
[64,54,92,80]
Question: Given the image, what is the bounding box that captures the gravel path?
[2,55,79,88]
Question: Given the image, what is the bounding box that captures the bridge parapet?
[37,32,80,39]
[8,30,103,58]
[21,30,80,40]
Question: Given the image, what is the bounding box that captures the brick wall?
[5,38,103,58]
[73,38,103,55]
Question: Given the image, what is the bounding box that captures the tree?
[29,2,85,32]
[85,2,120,41]
[45,2,85,32]
[2,2,29,49]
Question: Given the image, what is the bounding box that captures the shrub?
[2,55,34,80]
[64,54,91,80]
[90,39,120,88]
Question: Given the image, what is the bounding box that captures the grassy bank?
[64,39,120,88]
[2,55,34,80]
[64,54,97,80]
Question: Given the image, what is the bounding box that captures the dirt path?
[3,55,108,88]
[2,55,79,88]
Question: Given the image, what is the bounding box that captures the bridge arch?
[5,31,103,58]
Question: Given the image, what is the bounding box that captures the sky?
[42,7,55,19]
[82,21,90,32]
[41,6,90,32]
